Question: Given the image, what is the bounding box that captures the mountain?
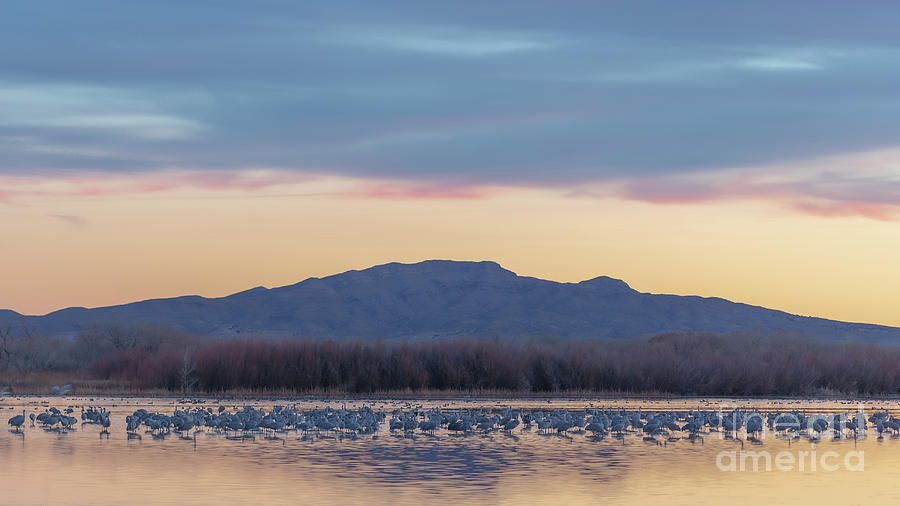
[2,260,899,342]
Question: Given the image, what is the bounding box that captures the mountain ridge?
[1,260,898,342]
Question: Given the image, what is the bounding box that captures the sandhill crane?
[8,410,25,432]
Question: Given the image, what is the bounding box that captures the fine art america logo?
[716,448,865,472]
[713,403,869,472]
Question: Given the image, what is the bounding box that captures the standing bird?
[8,410,25,432]
[100,414,111,437]
[503,418,520,432]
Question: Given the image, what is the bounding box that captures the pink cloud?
[0,169,318,202]
[0,169,494,205]
[791,201,897,221]
[350,182,492,200]
[598,158,900,221]
[175,171,316,192]
[620,179,721,204]
[3,148,899,222]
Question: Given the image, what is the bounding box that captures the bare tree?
[0,325,13,370]
[104,325,138,351]
[180,350,198,394]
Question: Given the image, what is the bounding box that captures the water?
[2,396,899,505]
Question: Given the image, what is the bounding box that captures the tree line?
[3,324,900,395]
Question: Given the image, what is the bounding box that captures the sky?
[2,1,900,326]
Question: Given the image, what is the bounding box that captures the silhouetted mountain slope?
[2,260,899,342]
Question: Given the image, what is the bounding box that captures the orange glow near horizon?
[2,169,900,327]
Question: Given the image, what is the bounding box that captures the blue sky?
[3,1,900,190]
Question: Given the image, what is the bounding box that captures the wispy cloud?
[0,169,318,203]
[0,81,205,142]
[41,114,204,140]
[593,46,843,84]
[791,201,896,221]
[4,146,900,221]
[348,182,492,200]
[332,26,563,57]
[46,214,87,226]
[736,56,821,72]
[0,168,500,206]
[582,148,900,220]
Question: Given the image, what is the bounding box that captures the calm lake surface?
[1,396,899,505]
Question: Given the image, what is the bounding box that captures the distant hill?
[2,260,899,342]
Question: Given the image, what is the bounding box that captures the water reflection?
[1,397,900,504]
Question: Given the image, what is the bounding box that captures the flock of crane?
[8,403,900,444]
[7,405,110,434]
